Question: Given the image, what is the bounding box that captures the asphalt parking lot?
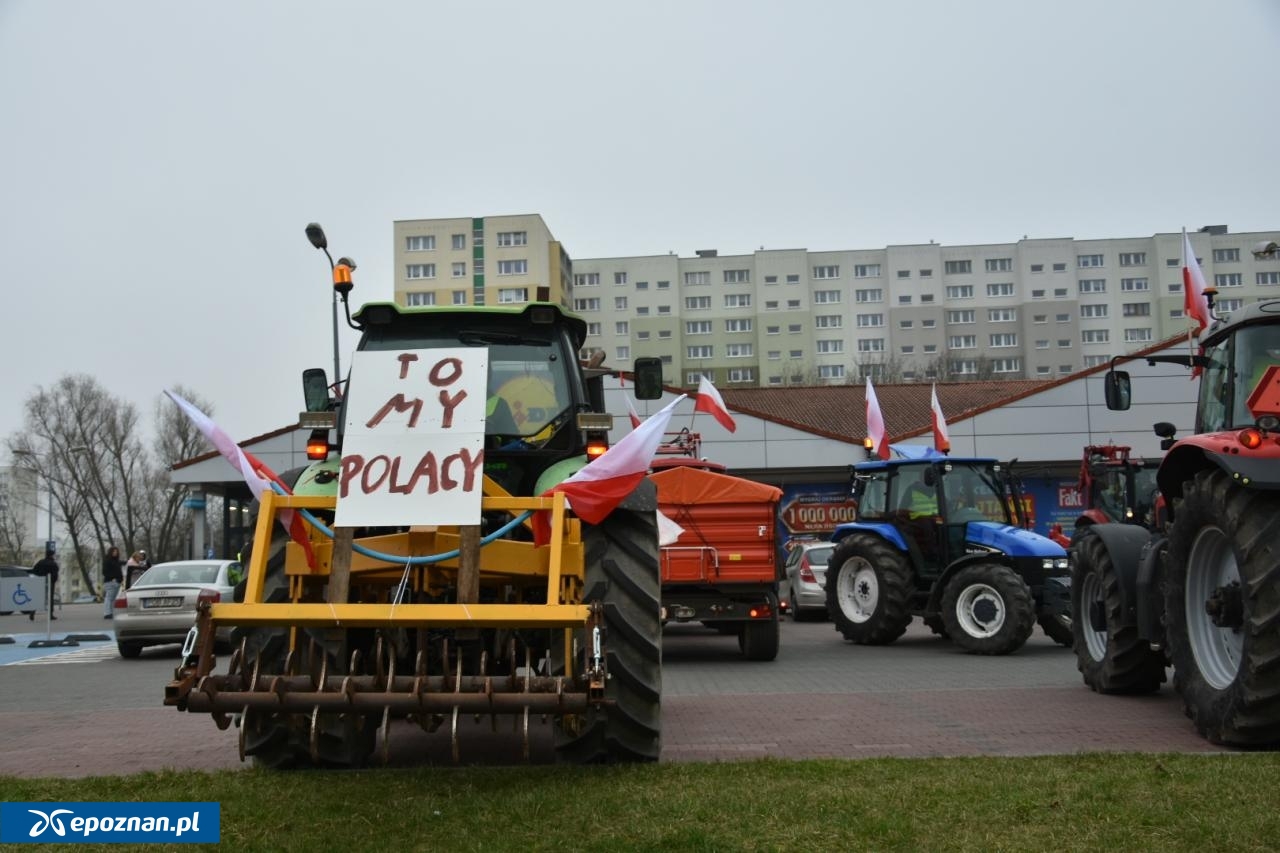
[0,604,1226,778]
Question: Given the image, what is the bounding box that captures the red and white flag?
[543,394,687,526]
[165,390,315,567]
[930,383,951,454]
[624,395,643,430]
[865,378,890,460]
[1182,228,1212,334]
[694,375,736,432]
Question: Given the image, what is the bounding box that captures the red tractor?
[1070,296,1280,745]
[1069,444,1161,540]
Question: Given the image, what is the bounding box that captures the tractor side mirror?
[1154,421,1177,451]
[302,368,331,412]
[633,357,664,400]
[1104,370,1131,411]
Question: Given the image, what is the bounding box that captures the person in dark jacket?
[30,548,59,621]
[102,545,124,618]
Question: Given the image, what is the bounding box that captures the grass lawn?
[4,753,1280,851]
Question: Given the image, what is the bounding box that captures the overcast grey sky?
[2,0,1277,449]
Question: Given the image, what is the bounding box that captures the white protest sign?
[334,348,487,528]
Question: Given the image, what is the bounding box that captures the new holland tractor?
[164,225,667,766]
[825,457,1071,655]
[1070,296,1280,745]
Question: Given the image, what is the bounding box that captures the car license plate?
[142,597,183,609]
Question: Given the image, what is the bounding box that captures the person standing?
[124,550,146,590]
[30,548,60,621]
[102,546,124,619]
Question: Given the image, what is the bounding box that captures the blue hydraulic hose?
[267,482,534,565]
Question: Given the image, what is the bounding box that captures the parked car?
[0,565,38,618]
[112,560,245,658]
[782,542,835,621]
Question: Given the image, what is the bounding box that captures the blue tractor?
[825,457,1071,655]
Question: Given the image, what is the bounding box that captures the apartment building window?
[1033,314,1047,323]
[1030,264,1044,273]
[684,372,707,384]
[612,272,627,286]
[923,344,938,353]
[726,343,753,358]
[818,365,845,379]
[615,346,630,361]
[855,288,883,303]
[1058,339,1072,348]
[1120,277,1149,292]
[1031,289,1045,299]
[724,269,750,283]
[406,264,436,279]
[945,285,974,299]
[684,271,710,286]
[944,260,972,275]
[922,319,937,328]
[1084,355,1110,368]
[1056,313,1071,322]
[636,331,650,340]
[788,324,803,333]
[657,305,672,315]
[574,272,600,286]
[452,234,466,250]
[786,274,800,283]
[635,281,648,290]
[686,320,712,335]
[497,287,528,304]
[1167,258,1180,267]
[658,329,671,337]
[615,321,629,335]
[573,298,600,312]
[1213,248,1240,263]
[766,325,780,335]
[1036,365,1052,376]
[816,339,844,354]
[786,299,801,309]
[685,296,711,310]
[497,259,527,276]
[1258,271,1280,286]
[920,268,933,278]
[1035,339,1049,349]
[814,290,841,304]
[764,275,777,284]
[857,339,885,353]
[496,231,527,247]
[725,294,752,308]
[987,283,1014,297]
[920,294,934,303]
[1215,273,1243,288]
[897,270,911,279]
[899,295,913,305]
[636,306,650,316]
[1082,329,1110,344]
[728,368,755,383]
[992,358,1021,374]
[611,297,626,310]
[815,315,842,329]
[586,322,602,336]
[946,310,975,324]
[989,308,1016,322]
[1124,328,1153,343]
[898,319,913,329]
[1078,254,1104,268]
[1219,298,1245,312]
[813,265,840,279]
[452,290,467,305]
[1053,262,1067,271]
[687,345,713,359]
[948,335,977,349]
[789,349,803,358]
[657,280,670,289]
[854,263,881,278]
[406,235,435,251]
[764,300,779,310]
[1080,304,1108,319]
[725,318,753,332]
[1119,252,1147,267]
[856,313,884,327]
[951,360,977,375]
[986,258,1013,272]
[990,333,1017,348]
[1122,302,1150,317]
[1054,288,1068,298]
[768,350,781,359]
[406,291,436,306]
[1168,282,1182,293]
[901,345,915,354]
[1060,364,1076,373]
[1078,279,1106,294]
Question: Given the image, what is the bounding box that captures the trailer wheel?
[1070,528,1164,693]
[825,534,913,645]
[941,563,1035,655]
[1166,469,1280,746]
[741,591,781,661]
[556,496,662,763]
[1038,613,1074,647]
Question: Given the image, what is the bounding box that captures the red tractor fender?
[1156,432,1280,511]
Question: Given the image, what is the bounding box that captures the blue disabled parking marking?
[0,630,115,665]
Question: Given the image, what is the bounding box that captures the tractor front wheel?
[941,563,1034,655]
[825,534,913,645]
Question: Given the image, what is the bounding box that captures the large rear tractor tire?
[825,534,913,645]
[941,563,1035,655]
[1165,469,1280,746]
[1070,528,1164,693]
[555,498,662,763]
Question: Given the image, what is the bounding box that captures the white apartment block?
[394,219,1280,388]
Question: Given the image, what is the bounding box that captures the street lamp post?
[305,223,357,395]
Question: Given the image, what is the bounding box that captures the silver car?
[112,560,244,658]
[782,542,834,621]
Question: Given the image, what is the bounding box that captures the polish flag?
[1182,229,1212,334]
[694,375,736,432]
[542,394,687,527]
[164,390,315,567]
[624,395,643,430]
[865,377,890,460]
[930,384,951,453]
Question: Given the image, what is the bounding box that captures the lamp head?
[305,222,328,250]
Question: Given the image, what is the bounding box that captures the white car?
[112,560,244,658]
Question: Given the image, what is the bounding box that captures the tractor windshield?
[940,462,1010,524]
[1199,325,1280,432]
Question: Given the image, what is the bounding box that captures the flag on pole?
[930,384,951,454]
[1182,229,1212,334]
[865,378,890,460]
[624,395,643,430]
[164,390,315,567]
[694,375,736,432]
